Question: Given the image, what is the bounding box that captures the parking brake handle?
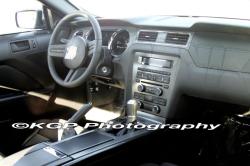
[68,103,93,123]
[61,103,92,140]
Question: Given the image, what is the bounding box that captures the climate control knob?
[152,105,161,114]
[137,101,143,108]
[154,88,163,96]
[137,84,145,92]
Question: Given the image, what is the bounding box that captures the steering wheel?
[48,12,102,88]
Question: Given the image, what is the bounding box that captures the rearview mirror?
[15,10,45,29]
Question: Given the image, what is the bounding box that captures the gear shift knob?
[126,99,138,123]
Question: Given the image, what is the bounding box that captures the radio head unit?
[132,52,180,117]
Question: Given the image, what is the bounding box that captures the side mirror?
[15,10,45,29]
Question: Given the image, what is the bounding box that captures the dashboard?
[70,16,250,118]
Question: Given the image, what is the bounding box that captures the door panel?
[0,30,53,91]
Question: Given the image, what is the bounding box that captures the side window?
[0,0,44,35]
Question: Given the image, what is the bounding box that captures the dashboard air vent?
[165,33,189,45]
[138,31,158,42]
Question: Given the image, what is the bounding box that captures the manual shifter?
[126,99,138,123]
[113,99,138,136]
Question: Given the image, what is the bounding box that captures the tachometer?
[108,29,129,56]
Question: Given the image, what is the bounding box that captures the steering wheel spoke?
[64,68,86,83]
[88,40,96,56]
[48,44,66,58]
[64,69,77,82]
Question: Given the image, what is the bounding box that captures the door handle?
[10,40,30,52]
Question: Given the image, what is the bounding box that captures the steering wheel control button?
[64,36,87,69]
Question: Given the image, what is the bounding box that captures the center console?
[132,52,180,117]
[1,98,160,166]
[2,115,158,166]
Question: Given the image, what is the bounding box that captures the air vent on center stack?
[165,33,189,45]
[138,31,158,42]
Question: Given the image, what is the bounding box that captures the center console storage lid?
[52,131,113,155]
[12,148,67,166]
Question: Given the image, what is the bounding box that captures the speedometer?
[108,29,129,56]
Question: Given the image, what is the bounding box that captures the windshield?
[69,0,250,20]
